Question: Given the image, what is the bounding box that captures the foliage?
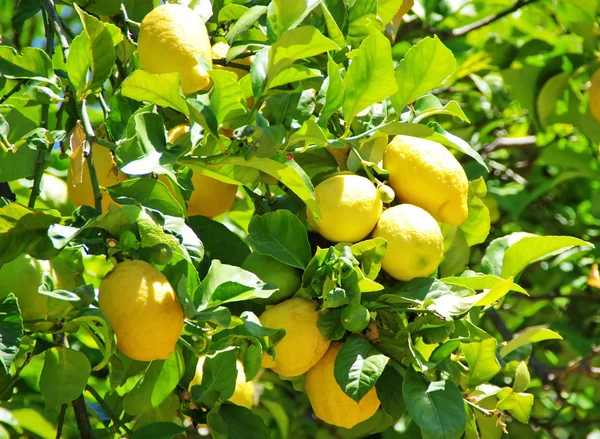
[0,0,599,438]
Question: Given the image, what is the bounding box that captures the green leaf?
[192,349,237,406]
[481,232,593,278]
[106,178,185,218]
[0,203,60,264]
[376,364,406,419]
[247,210,311,269]
[473,277,515,307]
[334,336,389,403]
[318,309,346,341]
[268,0,306,38]
[462,339,502,388]
[208,404,270,439]
[320,2,347,48]
[500,327,563,358]
[460,178,490,247]
[513,362,530,393]
[0,140,39,183]
[10,409,55,439]
[496,390,534,424]
[287,119,329,148]
[188,216,250,266]
[39,347,91,407]
[391,36,456,112]
[270,65,322,89]
[319,55,345,124]
[130,422,186,439]
[226,6,268,45]
[123,349,184,415]
[413,96,470,124]
[268,26,339,87]
[0,46,54,83]
[197,261,278,310]
[187,98,220,139]
[342,26,397,126]
[378,0,404,23]
[121,71,189,115]
[0,294,23,372]
[12,0,40,32]
[350,238,388,280]
[441,271,527,294]
[209,70,246,125]
[402,368,466,439]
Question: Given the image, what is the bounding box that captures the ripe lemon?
[589,69,600,122]
[99,260,184,361]
[190,357,255,408]
[383,135,469,226]
[260,297,330,377]
[67,143,126,211]
[242,253,301,305]
[166,125,238,218]
[138,4,213,95]
[307,174,382,243]
[0,254,47,321]
[372,204,444,281]
[306,343,380,429]
[212,42,252,79]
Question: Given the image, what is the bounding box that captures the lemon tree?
[0,1,599,438]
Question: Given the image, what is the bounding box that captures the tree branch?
[434,0,541,40]
[41,0,70,58]
[85,385,133,435]
[77,98,103,211]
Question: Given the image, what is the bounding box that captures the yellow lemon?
[383,135,469,226]
[212,42,252,79]
[307,174,382,243]
[0,254,47,321]
[306,343,380,429]
[165,124,238,218]
[242,253,301,305]
[138,4,212,95]
[589,69,600,122]
[259,298,330,377]
[99,260,184,361]
[67,143,126,211]
[190,357,255,408]
[372,204,444,281]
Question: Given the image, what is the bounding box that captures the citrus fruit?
[151,243,173,265]
[242,253,301,305]
[307,174,382,243]
[306,343,381,429]
[165,124,238,218]
[0,254,47,321]
[190,357,255,408]
[589,69,600,122]
[372,204,444,281]
[99,260,184,361]
[67,143,126,211]
[259,297,330,377]
[383,135,469,226]
[138,4,212,95]
[212,42,252,79]
[341,304,370,333]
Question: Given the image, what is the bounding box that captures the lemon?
[165,124,238,218]
[67,143,126,211]
[0,254,47,321]
[99,260,184,361]
[306,343,380,429]
[190,357,255,408]
[372,204,444,281]
[383,135,469,226]
[259,297,330,377]
[341,304,370,333]
[242,253,301,305]
[589,69,600,122]
[307,174,382,243]
[138,4,213,95]
[212,42,252,79]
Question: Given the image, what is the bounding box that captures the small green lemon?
[0,254,47,321]
[151,243,173,265]
[341,304,370,333]
[242,253,301,305]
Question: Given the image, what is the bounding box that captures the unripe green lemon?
[0,254,47,321]
[242,253,301,305]
[151,243,173,265]
[341,304,370,333]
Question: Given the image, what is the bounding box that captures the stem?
[85,385,133,435]
[78,98,103,211]
[41,0,70,58]
[56,404,67,439]
[94,137,118,150]
[212,59,251,71]
[0,353,33,400]
[345,120,399,142]
[465,398,495,416]
[0,80,26,105]
[27,148,49,208]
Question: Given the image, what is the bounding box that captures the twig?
[41,0,70,58]
[0,80,26,105]
[56,404,67,439]
[41,6,54,129]
[433,0,541,40]
[120,1,138,45]
[85,385,133,435]
[78,98,103,211]
[27,148,49,208]
[212,59,251,71]
[484,135,537,153]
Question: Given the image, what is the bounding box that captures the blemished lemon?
[307,174,382,243]
[372,204,444,281]
[212,42,252,80]
[138,4,213,95]
[589,69,600,122]
[67,143,126,211]
[260,297,330,377]
[165,125,238,218]
[242,252,301,305]
[383,135,469,226]
[306,343,381,429]
[190,357,255,408]
[99,260,184,361]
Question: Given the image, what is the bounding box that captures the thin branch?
[55,404,67,439]
[433,0,541,40]
[41,0,70,58]
[78,98,103,211]
[0,80,26,105]
[484,135,537,153]
[85,385,133,435]
[212,59,251,72]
